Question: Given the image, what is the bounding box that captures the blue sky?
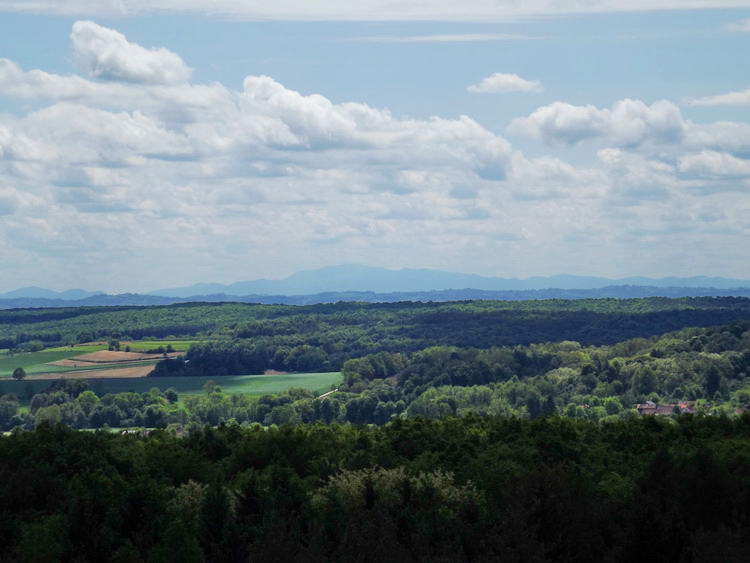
[1,2,750,291]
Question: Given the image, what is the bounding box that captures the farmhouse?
[635,401,695,416]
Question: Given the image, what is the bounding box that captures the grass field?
[118,340,203,353]
[0,372,342,400]
[45,344,109,353]
[0,350,97,376]
[45,340,203,353]
[0,339,204,378]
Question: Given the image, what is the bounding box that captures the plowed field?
[27,365,155,380]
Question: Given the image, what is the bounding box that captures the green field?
[45,344,108,353]
[0,372,342,399]
[119,340,203,352]
[0,350,96,377]
[0,339,204,378]
[45,340,203,353]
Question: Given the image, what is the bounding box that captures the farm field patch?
[0,339,199,378]
[46,343,109,353]
[0,371,342,399]
[0,350,89,376]
[123,340,204,352]
[27,365,156,380]
[49,350,183,366]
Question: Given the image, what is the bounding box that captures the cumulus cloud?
[1,1,750,20]
[1,20,750,291]
[0,21,531,290]
[508,99,685,146]
[71,20,191,84]
[678,151,750,179]
[468,73,543,94]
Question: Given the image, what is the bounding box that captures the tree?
[165,387,179,404]
[704,365,722,397]
[12,367,26,381]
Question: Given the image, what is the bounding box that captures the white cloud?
[678,151,750,179]
[71,20,191,84]
[2,20,750,291]
[684,121,750,153]
[687,87,750,106]
[508,99,685,146]
[0,22,528,290]
[468,73,543,94]
[2,1,750,20]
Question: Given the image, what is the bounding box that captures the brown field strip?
[48,351,183,366]
[27,365,156,380]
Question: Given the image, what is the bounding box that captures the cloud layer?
[0,21,749,291]
[2,0,750,20]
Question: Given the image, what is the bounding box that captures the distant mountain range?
[0,286,103,300]
[2,265,750,308]
[148,265,750,297]
[2,285,750,310]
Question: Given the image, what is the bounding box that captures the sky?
[1,1,750,292]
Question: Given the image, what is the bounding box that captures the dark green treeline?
[3,416,750,562]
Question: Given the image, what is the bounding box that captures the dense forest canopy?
[3,297,750,366]
[2,417,750,561]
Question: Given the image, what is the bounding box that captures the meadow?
[0,371,342,399]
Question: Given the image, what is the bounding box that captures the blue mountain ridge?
[4,265,750,301]
[147,265,750,297]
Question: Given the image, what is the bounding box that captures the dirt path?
[316,388,339,400]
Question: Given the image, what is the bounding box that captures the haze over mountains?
[147,265,750,298]
[0,287,103,300]
[3,265,750,305]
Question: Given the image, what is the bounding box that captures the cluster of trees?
[151,298,750,377]
[0,380,179,431]
[3,417,750,561]
[336,321,750,423]
[0,379,385,431]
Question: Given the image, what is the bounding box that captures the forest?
[3,297,750,355]
[2,320,750,430]
[2,416,750,561]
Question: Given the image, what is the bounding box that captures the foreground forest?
[3,417,750,561]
